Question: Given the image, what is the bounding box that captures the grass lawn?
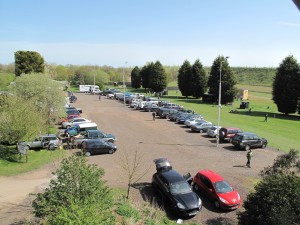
[0,146,67,176]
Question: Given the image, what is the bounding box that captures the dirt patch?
[0,93,281,224]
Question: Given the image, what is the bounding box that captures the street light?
[216,56,229,147]
[122,61,128,104]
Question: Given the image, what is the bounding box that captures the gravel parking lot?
[72,92,281,224]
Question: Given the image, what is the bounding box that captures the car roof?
[221,127,242,130]
[196,170,224,183]
[40,134,57,137]
[160,169,185,183]
[235,132,256,136]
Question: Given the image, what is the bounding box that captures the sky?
[0,0,299,68]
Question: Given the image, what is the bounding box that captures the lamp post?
[122,61,128,104]
[216,56,229,147]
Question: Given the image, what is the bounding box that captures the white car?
[184,117,205,127]
[62,118,91,129]
[206,126,222,138]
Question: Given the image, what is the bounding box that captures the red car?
[193,170,241,210]
[57,114,80,125]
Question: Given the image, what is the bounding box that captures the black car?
[231,132,268,150]
[152,158,202,217]
[81,139,117,156]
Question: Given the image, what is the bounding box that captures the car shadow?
[192,189,221,213]
[223,146,244,151]
[132,182,178,220]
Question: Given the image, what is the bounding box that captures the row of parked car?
[103,89,268,151]
[59,101,118,156]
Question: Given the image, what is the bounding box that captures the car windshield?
[170,181,191,195]
[214,180,233,193]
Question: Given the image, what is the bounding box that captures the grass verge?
[0,145,67,176]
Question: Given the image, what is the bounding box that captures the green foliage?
[233,67,275,86]
[116,203,141,221]
[131,66,141,89]
[32,155,114,223]
[12,73,66,126]
[0,95,45,144]
[140,62,154,89]
[151,61,167,92]
[14,51,45,76]
[272,55,300,115]
[191,59,207,98]
[208,56,237,104]
[0,73,15,91]
[48,200,115,225]
[178,60,192,97]
[238,150,300,225]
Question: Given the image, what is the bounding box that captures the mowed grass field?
[154,84,299,152]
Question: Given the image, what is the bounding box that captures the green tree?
[177,60,192,97]
[140,62,154,90]
[12,73,66,128]
[191,59,207,98]
[272,55,300,115]
[131,66,141,89]
[32,156,115,224]
[14,51,45,76]
[208,56,237,104]
[0,96,45,144]
[151,61,167,92]
[238,149,300,225]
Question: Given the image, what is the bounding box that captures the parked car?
[81,139,117,156]
[62,118,91,129]
[152,158,202,217]
[190,122,213,133]
[72,130,117,148]
[18,134,60,150]
[66,106,82,114]
[184,117,205,127]
[69,95,77,103]
[193,170,241,210]
[65,122,98,136]
[175,113,193,124]
[57,114,80,125]
[219,127,243,142]
[168,111,186,121]
[231,132,268,150]
[206,126,222,138]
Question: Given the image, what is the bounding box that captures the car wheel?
[85,151,91,157]
[214,201,220,208]
[48,144,55,151]
[24,145,30,151]
[261,143,267,149]
[108,149,114,154]
[245,145,251,151]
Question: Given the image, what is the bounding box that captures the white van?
[77,122,98,133]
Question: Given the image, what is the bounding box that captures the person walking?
[152,112,156,121]
[99,94,101,101]
[264,113,268,122]
[246,149,253,168]
[65,133,71,149]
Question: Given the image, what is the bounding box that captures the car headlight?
[177,202,186,209]
[237,193,241,201]
[219,197,229,204]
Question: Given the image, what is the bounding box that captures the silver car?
[18,134,60,150]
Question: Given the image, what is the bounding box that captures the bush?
[32,155,114,224]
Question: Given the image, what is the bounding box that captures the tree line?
[2,51,300,115]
